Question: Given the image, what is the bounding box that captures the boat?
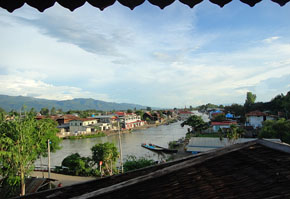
[141,143,178,154]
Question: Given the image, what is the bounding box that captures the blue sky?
[0,1,290,108]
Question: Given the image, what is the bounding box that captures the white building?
[245,110,276,129]
[115,112,145,129]
[69,118,98,134]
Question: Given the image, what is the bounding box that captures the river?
[36,121,188,168]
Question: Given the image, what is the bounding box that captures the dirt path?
[31,171,97,187]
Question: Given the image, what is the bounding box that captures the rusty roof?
[0,0,289,13]
[18,139,290,199]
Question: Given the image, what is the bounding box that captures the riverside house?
[69,118,98,135]
[245,110,276,129]
[115,112,145,129]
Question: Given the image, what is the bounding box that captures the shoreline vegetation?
[65,132,106,139]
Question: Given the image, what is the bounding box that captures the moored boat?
[141,143,178,154]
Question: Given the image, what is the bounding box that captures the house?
[115,112,145,129]
[21,139,290,199]
[209,110,224,120]
[245,110,276,129]
[211,121,237,132]
[91,115,118,130]
[178,111,193,121]
[69,118,98,135]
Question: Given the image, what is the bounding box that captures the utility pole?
[48,139,51,189]
[118,120,123,173]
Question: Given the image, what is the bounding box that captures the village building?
[178,110,193,120]
[92,115,118,130]
[69,118,98,135]
[245,110,276,129]
[115,112,145,129]
[211,121,238,132]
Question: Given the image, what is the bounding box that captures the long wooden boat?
[141,143,178,154]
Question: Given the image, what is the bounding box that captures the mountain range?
[0,95,148,112]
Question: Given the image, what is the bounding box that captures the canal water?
[36,121,188,168]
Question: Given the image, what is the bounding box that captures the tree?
[50,107,56,115]
[57,108,63,114]
[40,107,49,116]
[258,119,290,144]
[29,108,37,116]
[0,107,6,114]
[146,107,152,111]
[0,107,6,122]
[135,110,144,117]
[91,142,119,176]
[0,114,61,196]
[127,109,133,114]
[211,114,226,122]
[181,115,209,133]
[218,125,244,144]
[244,92,256,112]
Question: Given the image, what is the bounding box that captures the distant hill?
[0,95,148,112]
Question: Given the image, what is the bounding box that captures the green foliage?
[61,153,95,176]
[168,141,181,149]
[218,125,244,143]
[0,114,61,196]
[91,142,119,175]
[224,104,245,117]
[0,106,6,114]
[181,115,209,133]
[123,155,155,172]
[211,114,226,122]
[67,132,106,139]
[197,103,220,112]
[258,119,290,144]
[127,109,133,113]
[50,107,56,115]
[40,107,49,116]
[146,107,152,111]
[245,92,256,105]
[135,110,144,117]
[244,92,257,112]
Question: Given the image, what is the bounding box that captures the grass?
[67,132,106,139]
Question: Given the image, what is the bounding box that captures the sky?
[0,1,290,108]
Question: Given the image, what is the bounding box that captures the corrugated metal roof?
[0,0,289,13]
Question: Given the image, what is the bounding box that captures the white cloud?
[1,3,290,108]
[263,36,280,43]
[0,75,111,101]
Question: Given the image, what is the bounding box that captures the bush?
[259,119,290,144]
[61,153,96,176]
[123,156,155,172]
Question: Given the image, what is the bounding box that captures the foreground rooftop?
[18,139,290,199]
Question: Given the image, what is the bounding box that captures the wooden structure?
[17,139,290,199]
